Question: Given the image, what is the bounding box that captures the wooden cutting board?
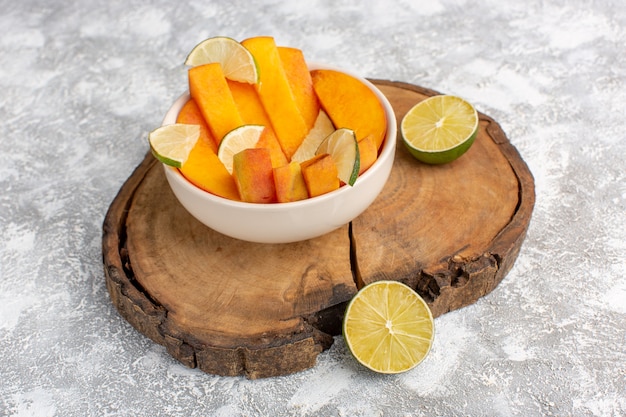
[102,80,535,379]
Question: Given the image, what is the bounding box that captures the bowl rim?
[162,62,397,211]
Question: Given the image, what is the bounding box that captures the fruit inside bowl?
[148,36,396,243]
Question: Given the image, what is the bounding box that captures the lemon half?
[401,95,478,165]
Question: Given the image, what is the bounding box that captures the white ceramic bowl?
[162,64,396,244]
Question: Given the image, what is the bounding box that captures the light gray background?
[1,1,624,416]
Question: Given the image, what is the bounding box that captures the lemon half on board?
[343,280,435,374]
[401,94,478,165]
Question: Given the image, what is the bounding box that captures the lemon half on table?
[343,280,435,374]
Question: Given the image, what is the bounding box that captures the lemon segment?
[401,95,478,165]
[217,124,265,174]
[291,110,335,163]
[148,124,201,168]
[343,280,434,374]
[185,36,259,84]
[315,128,360,186]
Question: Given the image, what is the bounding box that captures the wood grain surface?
[102,80,535,378]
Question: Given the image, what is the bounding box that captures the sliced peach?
[179,136,241,201]
[273,161,309,203]
[255,128,289,169]
[232,148,277,204]
[300,154,340,198]
[357,135,379,174]
[241,36,308,160]
[188,63,244,145]
[311,69,387,150]
[227,80,288,168]
[176,98,218,153]
[278,46,320,131]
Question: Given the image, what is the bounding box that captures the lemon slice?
[217,124,265,174]
[185,36,259,84]
[343,280,435,374]
[401,95,478,165]
[148,123,200,168]
[291,110,335,163]
[315,128,360,186]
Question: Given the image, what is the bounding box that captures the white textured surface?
[1,1,625,416]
